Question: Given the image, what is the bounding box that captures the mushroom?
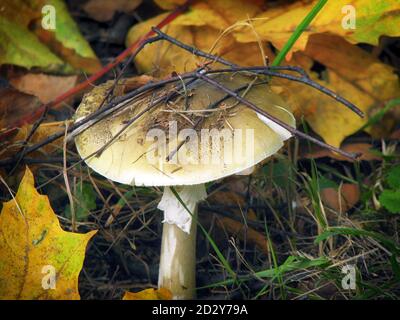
[74,73,295,299]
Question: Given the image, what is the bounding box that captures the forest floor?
[1,0,399,300]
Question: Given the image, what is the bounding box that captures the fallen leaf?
[208,192,269,254]
[83,0,142,22]
[33,0,101,73]
[123,288,172,300]
[379,190,400,214]
[387,165,400,190]
[0,88,42,132]
[216,217,269,254]
[127,14,225,75]
[0,0,101,73]
[301,143,382,162]
[12,121,66,154]
[132,0,400,67]
[288,34,400,147]
[0,167,97,299]
[9,73,78,104]
[1,120,66,160]
[126,1,268,76]
[0,16,64,72]
[321,183,360,213]
[156,0,264,25]
[234,0,400,57]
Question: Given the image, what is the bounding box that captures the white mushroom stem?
[157,184,207,299]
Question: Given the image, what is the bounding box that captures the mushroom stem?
[158,208,198,299]
[157,184,207,299]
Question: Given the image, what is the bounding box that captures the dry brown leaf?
[0,88,41,131]
[9,73,78,104]
[216,217,269,254]
[301,143,382,162]
[83,0,142,22]
[321,183,360,213]
[208,192,269,254]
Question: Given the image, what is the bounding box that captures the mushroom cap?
[75,73,295,186]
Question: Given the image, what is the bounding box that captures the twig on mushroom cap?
[195,72,359,160]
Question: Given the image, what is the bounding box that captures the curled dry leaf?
[0,167,97,299]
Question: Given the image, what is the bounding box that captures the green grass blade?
[315,227,400,256]
[272,0,328,66]
[264,221,287,298]
[202,256,329,289]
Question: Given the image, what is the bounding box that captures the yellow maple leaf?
[123,288,172,300]
[0,167,97,299]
